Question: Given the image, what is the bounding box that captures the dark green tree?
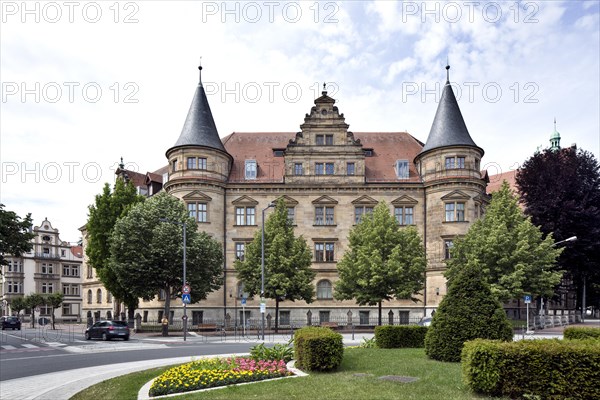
[335,202,427,325]
[110,192,223,334]
[86,179,144,320]
[9,296,27,318]
[0,204,34,271]
[25,293,45,328]
[425,260,513,362]
[45,293,64,330]
[235,199,315,332]
[516,147,600,311]
[446,181,563,304]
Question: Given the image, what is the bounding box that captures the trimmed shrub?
[564,326,600,341]
[374,325,428,348]
[424,261,513,362]
[462,338,600,399]
[294,326,343,371]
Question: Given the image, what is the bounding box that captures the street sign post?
[524,295,533,334]
[241,297,246,337]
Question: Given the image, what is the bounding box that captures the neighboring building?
[83,64,490,325]
[1,218,83,320]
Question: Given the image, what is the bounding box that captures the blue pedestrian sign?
[182,293,191,304]
[241,298,246,306]
[524,295,532,304]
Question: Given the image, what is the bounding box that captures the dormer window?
[364,149,374,157]
[395,160,409,179]
[245,160,257,180]
[273,149,284,157]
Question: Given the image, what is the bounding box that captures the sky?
[1,1,599,243]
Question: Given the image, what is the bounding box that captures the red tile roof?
[222,131,424,183]
[70,245,83,258]
[487,170,517,194]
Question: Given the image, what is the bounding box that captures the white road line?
[1,345,17,350]
[21,344,39,349]
[46,342,67,347]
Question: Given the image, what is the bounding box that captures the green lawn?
[72,349,507,399]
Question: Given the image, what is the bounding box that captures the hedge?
[564,326,600,341]
[462,338,600,399]
[293,326,344,372]
[374,325,428,348]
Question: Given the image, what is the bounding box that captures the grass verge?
[72,349,508,399]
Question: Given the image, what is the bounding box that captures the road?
[0,325,266,381]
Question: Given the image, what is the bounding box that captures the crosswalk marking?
[21,344,39,349]
[46,342,67,347]
[1,345,17,350]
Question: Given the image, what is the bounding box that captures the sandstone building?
[82,65,490,326]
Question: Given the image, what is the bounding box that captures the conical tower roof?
[167,66,226,155]
[418,65,482,157]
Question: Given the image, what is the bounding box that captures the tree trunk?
[51,310,56,330]
[164,286,171,335]
[275,298,279,333]
[378,301,382,326]
[31,310,36,328]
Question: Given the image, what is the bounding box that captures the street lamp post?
[549,236,578,322]
[261,202,275,341]
[159,218,188,342]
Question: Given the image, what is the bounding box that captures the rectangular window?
[347,162,355,175]
[188,203,197,220]
[445,202,465,222]
[61,249,66,257]
[7,281,23,293]
[39,306,52,316]
[445,157,455,169]
[315,206,334,225]
[287,207,295,224]
[187,157,197,169]
[457,157,465,168]
[189,203,208,223]
[41,263,54,274]
[315,242,334,262]
[355,206,374,224]
[399,311,410,325]
[316,135,324,145]
[364,149,373,157]
[246,207,255,225]
[42,283,54,294]
[325,163,334,175]
[245,160,257,180]
[445,203,455,222]
[63,265,70,276]
[236,207,245,225]
[62,304,72,316]
[234,207,256,225]
[394,206,414,225]
[319,311,330,324]
[235,242,245,261]
[294,163,303,176]
[279,311,290,326]
[395,160,409,179]
[359,311,370,325]
[192,311,204,325]
[315,163,324,175]
[171,159,177,172]
[199,158,207,170]
[444,240,454,259]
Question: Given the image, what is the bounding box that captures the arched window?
[96,289,102,304]
[87,290,92,304]
[107,292,112,303]
[317,280,333,300]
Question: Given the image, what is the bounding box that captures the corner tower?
[164,65,232,244]
[414,65,488,312]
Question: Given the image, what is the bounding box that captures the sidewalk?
[1,322,598,400]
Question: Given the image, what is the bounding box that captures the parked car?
[85,320,130,341]
[418,317,432,327]
[1,316,22,330]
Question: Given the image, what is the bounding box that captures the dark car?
[85,320,130,341]
[1,316,22,330]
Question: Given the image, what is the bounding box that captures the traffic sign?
[241,297,246,306]
[182,284,191,294]
[182,293,191,304]
[260,302,266,313]
[524,295,532,304]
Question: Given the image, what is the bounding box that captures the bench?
[320,322,339,330]
[197,324,218,332]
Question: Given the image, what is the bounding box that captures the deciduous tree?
[25,293,45,329]
[335,202,426,325]
[0,204,34,271]
[45,293,64,330]
[516,147,600,311]
[110,192,223,334]
[86,179,144,320]
[235,199,314,332]
[445,181,563,305]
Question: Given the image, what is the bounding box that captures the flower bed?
[149,357,292,397]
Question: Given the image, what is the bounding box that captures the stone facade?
[1,218,83,320]
[81,68,490,326]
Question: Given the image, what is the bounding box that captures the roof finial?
[198,56,203,84]
[554,117,557,130]
[322,82,327,96]
[445,64,450,84]
[119,157,124,169]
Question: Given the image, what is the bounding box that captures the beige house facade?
[82,65,490,326]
